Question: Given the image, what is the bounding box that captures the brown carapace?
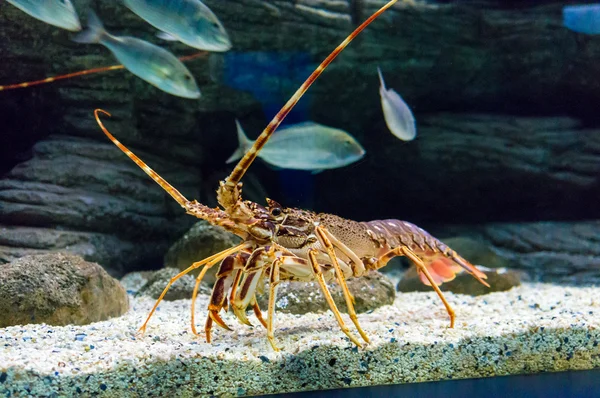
[94,0,489,351]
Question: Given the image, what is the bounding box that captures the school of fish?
[7,1,591,171]
[2,0,421,172]
[73,10,201,99]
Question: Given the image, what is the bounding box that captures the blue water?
[223,51,318,208]
[269,369,600,398]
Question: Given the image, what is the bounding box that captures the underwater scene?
[1,0,600,396]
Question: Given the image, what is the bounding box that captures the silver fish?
[73,10,200,99]
[378,67,416,141]
[563,4,600,35]
[227,120,366,173]
[123,0,231,52]
[6,0,81,31]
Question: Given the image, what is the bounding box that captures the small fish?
[73,10,200,99]
[227,120,366,173]
[377,67,416,141]
[563,4,600,35]
[123,0,231,52]
[6,0,81,31]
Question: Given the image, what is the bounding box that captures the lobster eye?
[270,208,282,217]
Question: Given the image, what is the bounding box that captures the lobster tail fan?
[418,257,460,286]
[448,251,490,287]
[418,253,489,288]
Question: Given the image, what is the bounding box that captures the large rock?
[136,267,212,301]
[397,266,524,296]
[0,252,129,327]
[164,221,241,286]
[257,271,396,315]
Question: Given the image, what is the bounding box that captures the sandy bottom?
[1,283,599,397]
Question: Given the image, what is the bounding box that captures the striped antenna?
[225,0,399,187]
[0,51,207,91]
[94,109,190,208]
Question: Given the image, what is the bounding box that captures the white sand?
[1,283,599,397]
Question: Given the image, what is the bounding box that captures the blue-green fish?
[123,0,231,52]
[227,120,366,173]
[6,0,81,31]
[73,11,200,99]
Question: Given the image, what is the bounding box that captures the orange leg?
[315,226,370,343]
[399,246,456,328]
[307,249,362,347]
[193,254,239,336]
[252,299,268,329]
[138,242,251,336]
[231,248,269,326]
[266,258,282,351]
[204,254,248,343]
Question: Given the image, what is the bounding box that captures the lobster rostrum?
[94,0,489,351]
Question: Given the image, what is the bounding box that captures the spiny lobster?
[94,0,489,351]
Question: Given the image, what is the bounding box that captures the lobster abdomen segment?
[361,219,441,253]
[361,219,488,287]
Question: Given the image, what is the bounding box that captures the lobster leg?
[199,254,243,339]
[252,299,268,329]
[232,248,271,326]
[315,226,370,343]
[399,246,456,328]
[307,249,363,347]
[266,258,282,351]
[205,255,269,343]
[138,242,252,336]
[266,255,321,351]
[228,267,244,308]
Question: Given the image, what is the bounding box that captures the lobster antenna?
[225,0,399,187]
[94,109,190,208]
[0,51,206,91]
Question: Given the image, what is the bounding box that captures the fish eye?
[270,207,282,217]
[184,75,192,81]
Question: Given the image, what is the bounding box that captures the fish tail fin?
[72,10,106,44]
[377,66,386,90]
[226,119,254,164]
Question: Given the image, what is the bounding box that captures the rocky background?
[1,0,599,282]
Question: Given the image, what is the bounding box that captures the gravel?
[1,283,599,397]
